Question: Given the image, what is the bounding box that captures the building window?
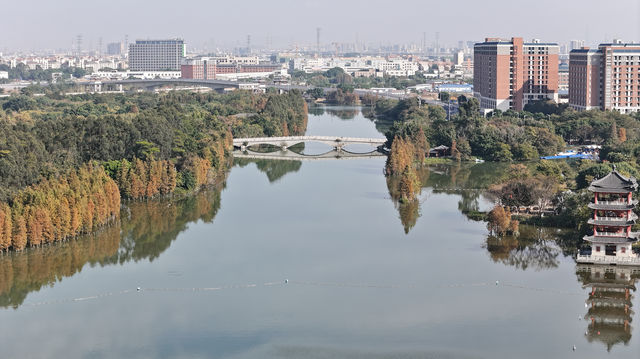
[621,247,626,254]
[595,246,601,252]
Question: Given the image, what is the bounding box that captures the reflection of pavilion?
[576,265,640,351]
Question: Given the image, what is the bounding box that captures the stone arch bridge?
[232,136,387,152]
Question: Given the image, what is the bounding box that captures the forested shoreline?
[373,95,640,242]
[0,90,308,252]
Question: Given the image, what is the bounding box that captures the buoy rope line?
[16,279,588,309]
[428,188,487,192]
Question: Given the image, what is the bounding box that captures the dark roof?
[588,171,638,193]
[588,201,638,210]
[587,218,636,227]
[570,49,599,54]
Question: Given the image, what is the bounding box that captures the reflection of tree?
[325,107,358,120]
[483,225,564,270]
[426,162,511,193]
[386,170,425,234]
[385,162,513,235]
[425,162,510,219]
[372,117,394,136]
[576,265,638,351]
[308,106,325,116]
[0,188,223,308]
[309,105,360,120]
[234,158,302,183]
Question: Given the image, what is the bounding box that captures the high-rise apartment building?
[569,41,640,113]
[128,39,185,71]
[473,37,559,112]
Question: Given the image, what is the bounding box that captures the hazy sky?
[3,0,640,52]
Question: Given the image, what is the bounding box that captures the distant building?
[558,62,569,92]
[473,37,559,112]
[436,83,473,94]
[569,41,640,113]
[181,58,217,80]
[570,39,585,52]
[106,42,125,56]
[129,39,185,71]
[181,57,282,80]
[453,51,465,66]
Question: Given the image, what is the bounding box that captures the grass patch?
[463,210,487,222]
[423,157,453,165]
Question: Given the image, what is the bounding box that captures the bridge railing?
[232,136,387,144]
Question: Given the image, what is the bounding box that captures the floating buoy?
[584,303,588,308]
[284,279,289,284]
[578,316,582,320]
[495,280,499,286]
[136,287,141,292]
[572,345,576,351]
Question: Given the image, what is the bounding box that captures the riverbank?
[0,90,308,252]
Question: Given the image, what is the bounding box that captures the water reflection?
[484,226,564,271]
[309,105,360,120]
[577,265,639,351]
[234,157,302,183]
[385,174,422,234]
[0,189,223,308]
[388,163,509,234]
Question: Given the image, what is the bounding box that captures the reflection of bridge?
[232,136,387,151]
[233,148,386,161]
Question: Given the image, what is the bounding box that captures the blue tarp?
[540,153,596,160]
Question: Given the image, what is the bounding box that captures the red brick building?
[570,41,640,113]
[473,37,559,112]
[181,59,282,79]
[181,59,217,80]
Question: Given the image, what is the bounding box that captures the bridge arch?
[232,136,387,151]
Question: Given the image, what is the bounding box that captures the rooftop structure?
[578,170,640,265]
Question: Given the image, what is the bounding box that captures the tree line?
[0,164,120,251]
[0,90,308,252]
[0,188,223,308]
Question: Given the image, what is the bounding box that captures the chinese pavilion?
[577,170,640,265]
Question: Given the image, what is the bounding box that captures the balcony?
[596,200,630,205]
[594,216,630,222]
[594,231,628,237]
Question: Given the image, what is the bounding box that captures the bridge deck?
[233,136,387,146]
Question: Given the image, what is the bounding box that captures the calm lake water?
[0,106,638,358]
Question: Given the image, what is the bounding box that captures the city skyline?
[3,0,640,53]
